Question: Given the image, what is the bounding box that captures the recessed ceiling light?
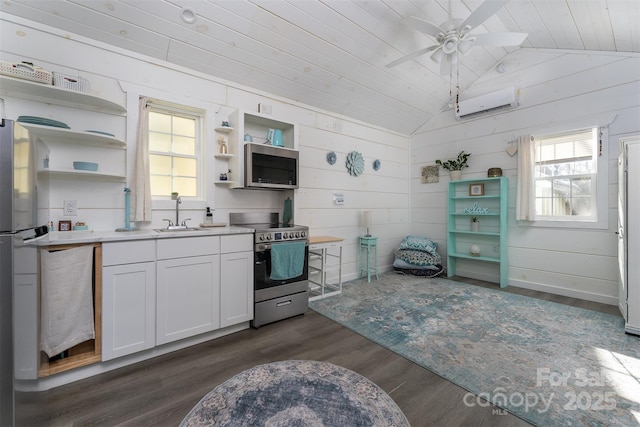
[181,7,196,24]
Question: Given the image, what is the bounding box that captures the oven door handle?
[257,242,308,251]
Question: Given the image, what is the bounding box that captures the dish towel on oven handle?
[40,245,95,357]
[270,240,306,281]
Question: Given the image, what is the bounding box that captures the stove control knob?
[293,232,299,238]
[283,233,288,239]
[266,234,272,241]
[258,234,264,241]
[301,231,306,238]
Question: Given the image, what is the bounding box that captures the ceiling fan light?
[458,39,474,55]
[430,48,445,63]
[442,39,458,54]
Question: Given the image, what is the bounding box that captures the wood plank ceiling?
[1,0,639,135]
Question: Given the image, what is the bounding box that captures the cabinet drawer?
[221,234,253,253]
[157,236,220,260]
[103,240,155,266]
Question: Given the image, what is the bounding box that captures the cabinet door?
[156,255,220,344]
[220,251,254,328]
[102,262,156,361]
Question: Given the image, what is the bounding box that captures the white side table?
[308,236,344,301]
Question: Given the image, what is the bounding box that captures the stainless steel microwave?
[244,143,299,190]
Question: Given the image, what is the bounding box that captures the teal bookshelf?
[447,176,508,287]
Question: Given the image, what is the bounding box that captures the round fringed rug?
[180,360,409,427]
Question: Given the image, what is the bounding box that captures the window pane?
[149,112,171,133]
[173,135,195,156]
[572,177,592,196]
[149,132,171,152]
[572,197,591,216]
[173,116,195,137]
[150,175,171,196]
[150,154,171,175]
[174,157,197,177]
[174,177,197,196]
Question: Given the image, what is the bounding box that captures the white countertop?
[30,226,255,246]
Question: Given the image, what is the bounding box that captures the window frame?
[146,101,205,201]
[526,126,609,230]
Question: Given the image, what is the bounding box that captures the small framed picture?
[58,220,72,231]
[469,183,485,196]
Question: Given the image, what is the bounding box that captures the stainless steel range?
[230,213,309,328]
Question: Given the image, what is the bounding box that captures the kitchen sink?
[154,227,207,232]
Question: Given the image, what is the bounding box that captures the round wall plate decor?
[326,151,337,165]
[346,151,364,176]
[373,159,381,171]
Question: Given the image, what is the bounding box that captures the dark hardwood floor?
[15,276,621,427]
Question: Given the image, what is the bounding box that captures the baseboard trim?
[509,278,618,306]
[451,268,618,306]
[15,322,249,392]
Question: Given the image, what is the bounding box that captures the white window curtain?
[131,96,152,222]
[516,134,535,221]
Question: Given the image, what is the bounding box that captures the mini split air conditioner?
[456,87,517,120]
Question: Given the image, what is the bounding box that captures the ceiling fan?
[386,0,528,75]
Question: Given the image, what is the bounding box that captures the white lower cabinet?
[156,236,220,345]
[220,235,254,327]
[101,234,251,361]
[102,241,156,361]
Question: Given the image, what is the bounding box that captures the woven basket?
[52,72,90,93]
[0,61,53,84]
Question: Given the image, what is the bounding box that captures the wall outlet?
[64,200,77,216]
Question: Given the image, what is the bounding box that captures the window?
[534,128,598,220]
[525,126,608,228]
[147,105,202,198]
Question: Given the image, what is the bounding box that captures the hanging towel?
[270,241,306,281]
[40,246,95,357]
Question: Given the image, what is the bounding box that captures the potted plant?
[435,150,471,181]
[471,216,480,232]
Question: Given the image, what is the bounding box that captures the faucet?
[162,192,191,229]
[174,193,181,225]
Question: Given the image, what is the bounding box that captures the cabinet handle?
[276,300,292,307]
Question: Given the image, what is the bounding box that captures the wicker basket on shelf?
[0,61,53,84]
[52,72,90,93]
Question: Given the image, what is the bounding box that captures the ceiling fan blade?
[430,46,445,64]
[460,0,509,33]
[405,16,446,38]
[386,45,439,68]
[472,32,528,47]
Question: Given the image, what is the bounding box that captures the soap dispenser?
[204,207,213,224]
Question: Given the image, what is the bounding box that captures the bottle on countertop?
[204,207,213,224]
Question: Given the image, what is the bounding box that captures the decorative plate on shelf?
[346,151,364,176]
[326,151,337,165]
[373,159,381,171]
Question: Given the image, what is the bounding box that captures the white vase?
[470,244,480,256]
[450,170,462,181]
[471,221,480,232]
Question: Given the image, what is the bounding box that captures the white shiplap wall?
[411,48,640,305]
[0,16,410,280]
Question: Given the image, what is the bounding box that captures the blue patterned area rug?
[309,273,640,427]
[180,360,409,427]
